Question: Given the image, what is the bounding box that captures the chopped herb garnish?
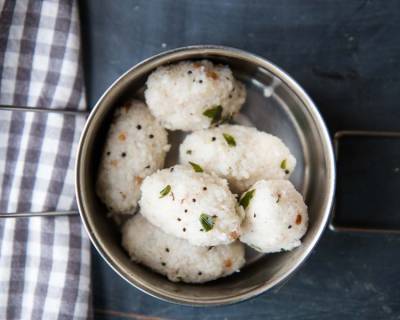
[118,133,126,141]
[159,185,171,198]
[189,161,203,172]
[223,133,236,146]
[239,189,255,209]
[280,159,287,170]
[224,259,232,268]
[221,114,233,124]
[203,105,223,124]
[199,213,216,232]
[186,149,192,155]
[207,70,219,80]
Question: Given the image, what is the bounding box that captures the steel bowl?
[75,45,335,306]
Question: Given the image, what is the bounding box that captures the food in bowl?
[179,124,296,193]
[139,165,243,246]
[95,59,309,284]
[122,214,245,283]
[239,180,308,253]
[96,100,170,215]
[144,60,246,131]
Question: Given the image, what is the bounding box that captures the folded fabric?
[0,1,91,319]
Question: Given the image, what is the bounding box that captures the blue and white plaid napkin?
[0,0,91,318]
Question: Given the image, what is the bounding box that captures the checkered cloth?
[0,1,91,319]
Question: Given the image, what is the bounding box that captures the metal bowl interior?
[76,46,335,306]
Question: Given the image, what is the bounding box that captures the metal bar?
[0,211,79,218]
[334,130,400,139]
[329,224,400,235]
[330,130,400,234]
[0,105,87,218]
[0,104,89,116]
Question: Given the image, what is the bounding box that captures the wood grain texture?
[95,309,170,320]
[80,0,400,319]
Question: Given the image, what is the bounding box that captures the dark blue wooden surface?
[80,1,400,319]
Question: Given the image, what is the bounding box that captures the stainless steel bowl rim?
[75,45,336,306]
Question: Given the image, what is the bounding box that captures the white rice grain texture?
[122,214,245,283]
[239,180,308,253]
[139,165,243,246]
[96,100,170,215]
[144,60,246,131]
[179,124,296,193]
